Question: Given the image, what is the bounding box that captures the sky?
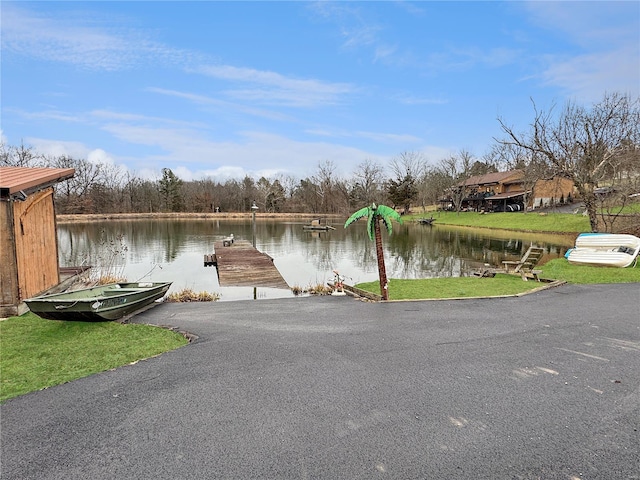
[1,1,639,182]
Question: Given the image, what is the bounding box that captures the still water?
[57,219,575,301]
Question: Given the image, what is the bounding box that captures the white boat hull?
[566,233,640,268]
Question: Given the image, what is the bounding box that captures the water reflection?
[57,219,575,301]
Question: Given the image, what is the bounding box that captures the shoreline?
[56,212,346,223]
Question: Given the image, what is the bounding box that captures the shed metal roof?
[0,166,75,199]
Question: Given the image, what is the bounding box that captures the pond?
[57,218,576,301]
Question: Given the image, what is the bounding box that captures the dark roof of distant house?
[0,166,75,199]
[459,170,523,187]
[489,190,528,200]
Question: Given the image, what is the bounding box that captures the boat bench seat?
[103,288,142,295]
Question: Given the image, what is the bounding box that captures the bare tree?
[389,151,426,180]
[420,165,451,208]
[594,140,640,231]
[486,142,548,211]
[439,150,474,212]
[349,158,385,207]
[0,141,45,167]
[50,155,104,213]
[313,160,347,214]
[498,92,640,231]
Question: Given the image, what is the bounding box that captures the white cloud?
[355,131,421,144]
[394,94,448,106]
[521,1,640,100]
[147,87,294,122]
[7,108,84,123]
[193,65,356,107]
[522,1,638,47]
[95,119,394,179]
[309,2,382,50]
[373,44,398,63]
[26,138,90,159]
[87,149,115,166]
[17,125,452,183]
[541,46,640,102]
[1,4,200,71]
[303,126,422,144]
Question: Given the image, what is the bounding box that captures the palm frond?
[376,204,403,222]
[344,206,372,228]
[345,203,401,240]
[375,205,403,235]
[366,212,375,241]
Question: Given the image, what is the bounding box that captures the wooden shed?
[1,166,75,317]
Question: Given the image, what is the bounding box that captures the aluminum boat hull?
[24,282,172,321]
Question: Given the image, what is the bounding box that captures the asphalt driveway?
[2,283,639,479]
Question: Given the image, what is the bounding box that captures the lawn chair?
[502,245,545,281]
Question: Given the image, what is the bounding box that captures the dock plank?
[212,240,289,289]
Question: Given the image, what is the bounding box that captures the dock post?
[251,201,259,247]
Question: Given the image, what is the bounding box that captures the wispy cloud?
[147,87,294,121]
[5,108,84,123]
[425,46,523,72]
[309,1,521,73]
[393,1,426,17]
[90,109,210,129]
[355,131,421,143]
[309,2,383,50]
[522,1,638,47]
[96,123,386,178]
[521,1,640,100]
[193,65,355,107]
[1,4,200,71]
[540,47,640,102]
[393,94,448,106]
[26,137,99,161]
[304,127,421,144]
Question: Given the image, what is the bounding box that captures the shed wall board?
[12,188,60,299]
[0,201,19,314]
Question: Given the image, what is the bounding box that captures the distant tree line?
[2,92,638,223]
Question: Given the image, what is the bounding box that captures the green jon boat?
[24,282,172,321]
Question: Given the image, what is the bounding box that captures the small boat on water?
[303,225,336,231]
[303,219,336,231]
[24,282,172,321]
[565,233,640,268]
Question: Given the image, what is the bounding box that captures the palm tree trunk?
[374,217,389,300]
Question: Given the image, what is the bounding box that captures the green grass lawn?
[615,202,640,214]
[0,313,188,402]
[357,274,548,301]
[540,258,640,284]
[356,259,640,301]
[409,211,591,233]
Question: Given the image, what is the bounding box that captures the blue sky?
[2,1,638,181]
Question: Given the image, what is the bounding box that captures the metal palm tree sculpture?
[344,203,403,300]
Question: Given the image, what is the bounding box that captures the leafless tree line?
[2,93,638,224]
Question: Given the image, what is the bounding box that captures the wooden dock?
[205,239,289,289]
